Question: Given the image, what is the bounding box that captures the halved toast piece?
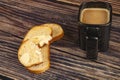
[18,26,52,67]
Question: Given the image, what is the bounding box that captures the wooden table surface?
[0,0,120,80]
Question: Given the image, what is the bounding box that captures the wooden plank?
[57,0,120,14]
[0,0,119,43]
[0,0,120,79]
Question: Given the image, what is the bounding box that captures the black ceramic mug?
[78,1,112,60]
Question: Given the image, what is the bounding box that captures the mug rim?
[78,1,112,25]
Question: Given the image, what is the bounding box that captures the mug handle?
[86,36,98,60]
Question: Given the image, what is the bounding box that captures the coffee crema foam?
[80,8,110,24]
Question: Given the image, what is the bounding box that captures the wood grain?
[0,0,120,80]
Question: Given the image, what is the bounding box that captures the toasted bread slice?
[18,37,52,67]
[18,26,52,67]
[23,23,64,43]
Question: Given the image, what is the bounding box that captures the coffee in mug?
[80,8,110,24]
[78,1,112,60]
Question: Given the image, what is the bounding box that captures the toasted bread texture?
[18,39,43,67]
[18,26,52,67]
[18,23,64,74]
[41,23,64,43]
[27,44,50,73]
[23,26,52,41]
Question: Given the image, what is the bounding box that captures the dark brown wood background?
[0,0,120,80]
